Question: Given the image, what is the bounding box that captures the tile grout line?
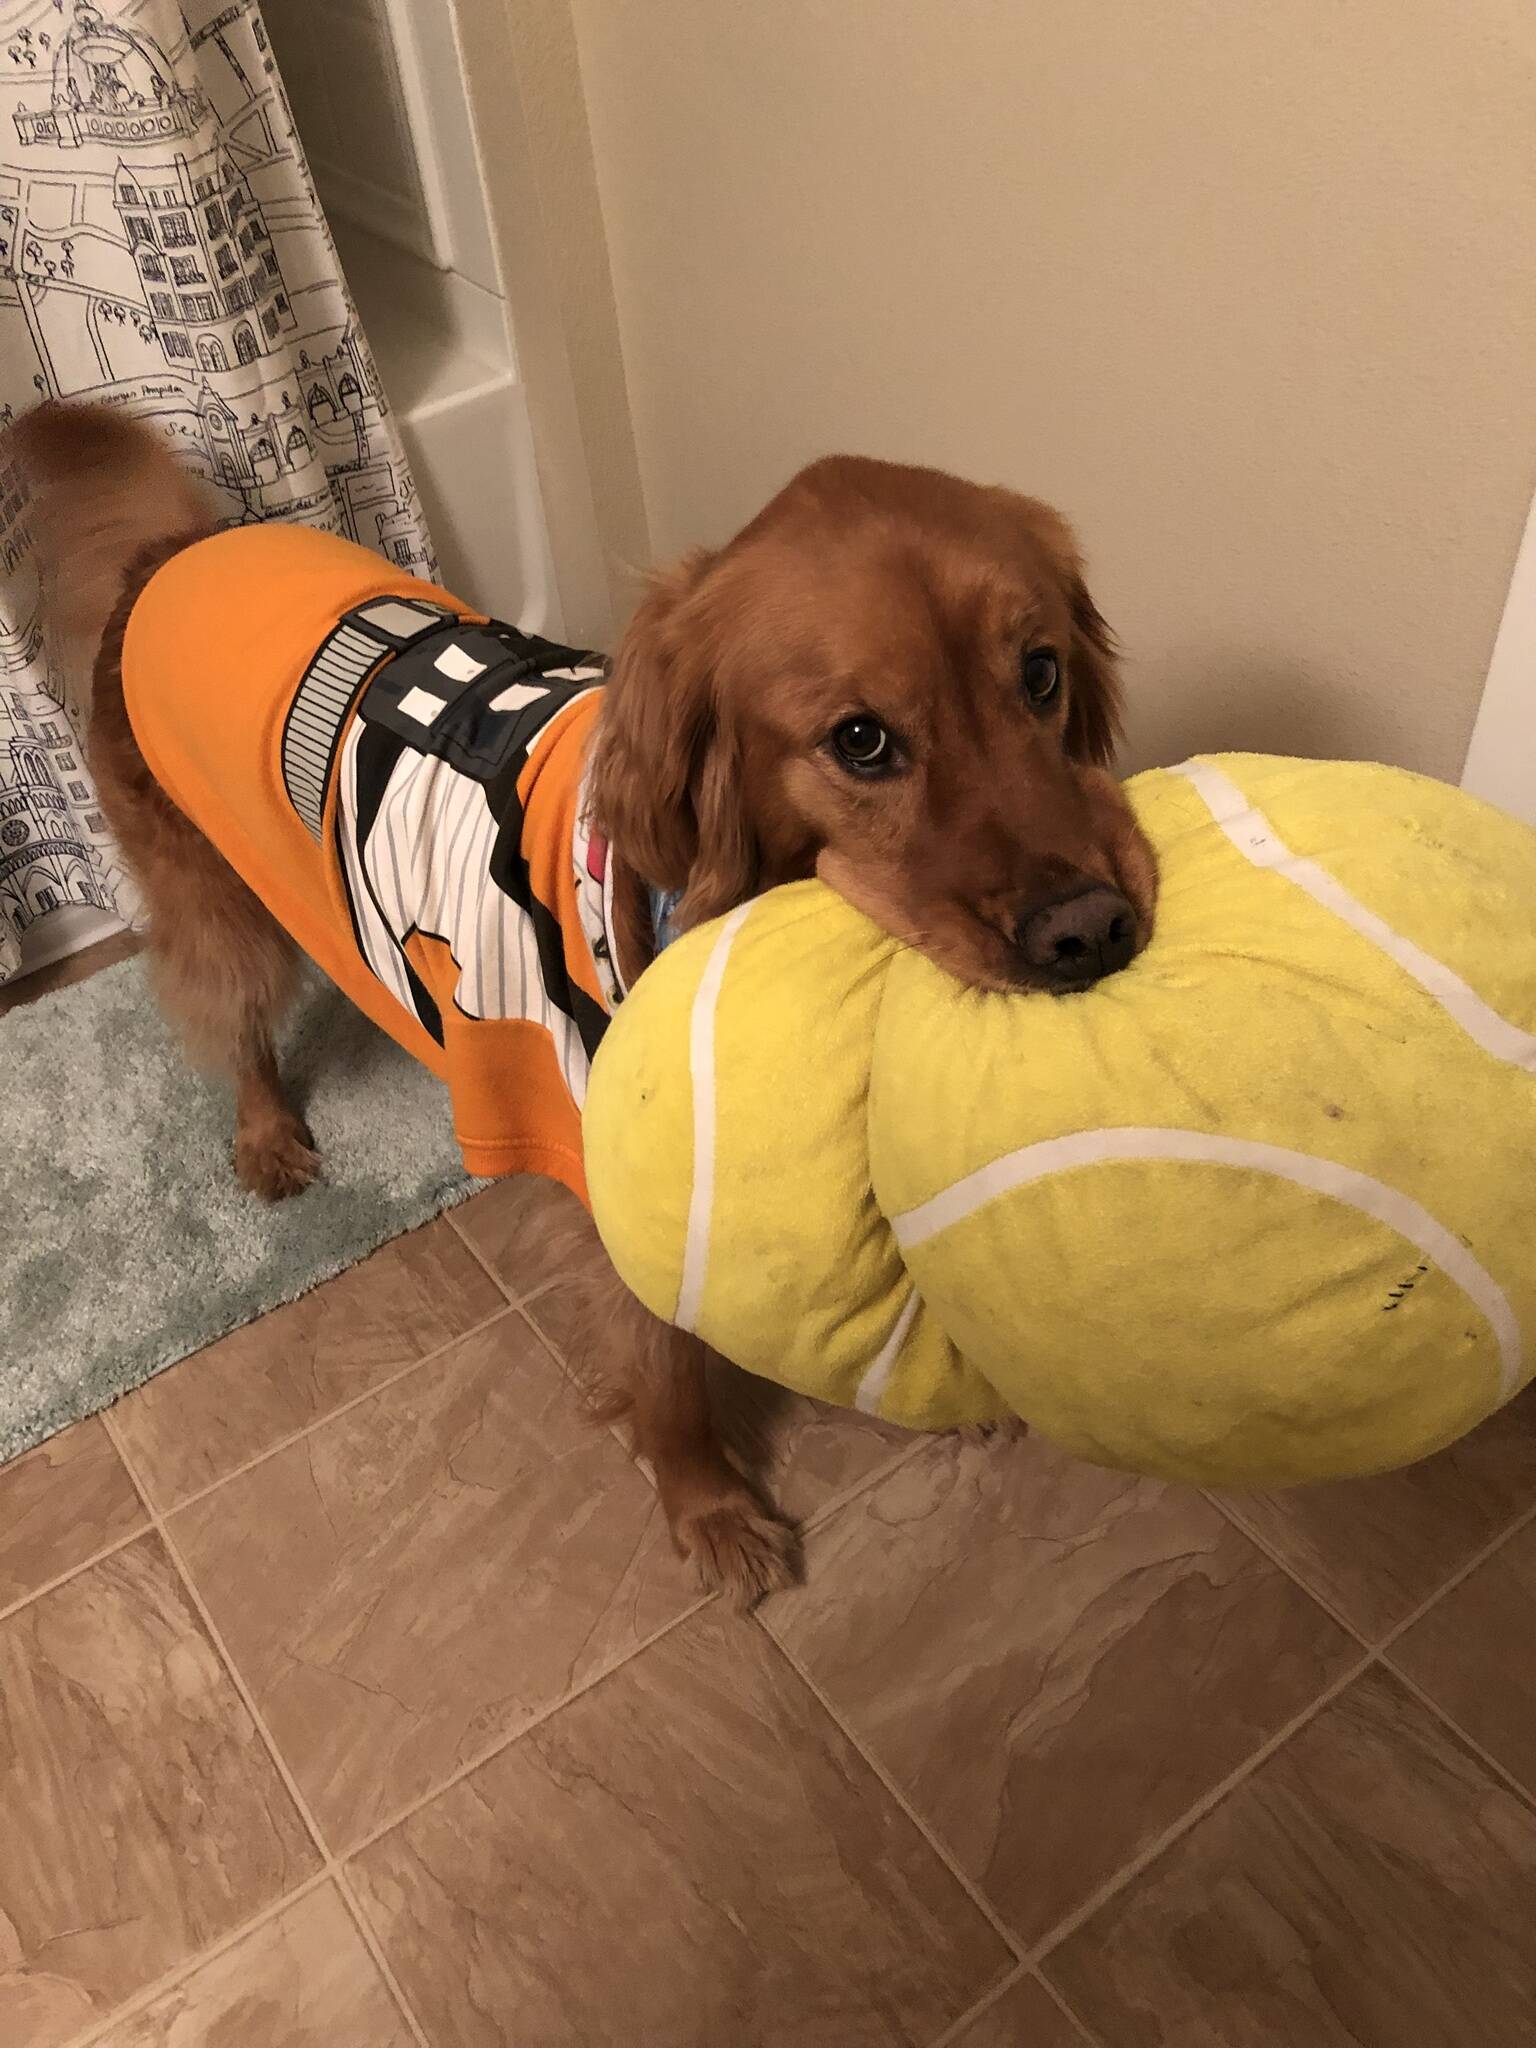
[1375,1653,1536,1818]
[96,1342,747,2042]
[341,1586,718,1866]
[441,1195,926,1510]
[443,1203,524,1304]
[329,1864,437,2048]
[754,1619,1032,1967]
[0,1519,148,1629]
[925,1957,1073,2048]
[450,1220,662,1498]
[508,1298,639,1463]
[758,1456,1366,1997]
[1025,1651,1372,1966]
[99,1406,436,2048]
[1373,1499,1536,1654]
[797,1433,931,1537]
[446,1199,663,1470]
[64,1868,336,2048]
[50,1380,1520,2046]
[924,1962,1028,2048]
[1032,1964,1113,2048]
[1204,1493,1378,1651]
[140,1302,517,1519]
[925,1960,1110,2048]
[94,1265,765,1980]
[441,1205,606,1380]
[1210,1492,1536,1661]
[1210,1486,1536,1841]
[765,1589,1369,1996]
[442,1202,916,1507]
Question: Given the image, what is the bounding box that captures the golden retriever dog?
[11,401,1156,1604]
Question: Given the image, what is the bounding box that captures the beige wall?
[564,0,1536,777]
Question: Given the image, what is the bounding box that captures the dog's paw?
[678,1496,800,1610]
[235,1117,320,1201]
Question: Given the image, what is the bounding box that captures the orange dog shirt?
[123,522,626,1200]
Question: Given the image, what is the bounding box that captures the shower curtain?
[0,0,435,978]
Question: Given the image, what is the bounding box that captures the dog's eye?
[831,716,895,774]
[1022,647,1061,708]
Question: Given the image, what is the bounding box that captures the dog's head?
[590,455,1156,992]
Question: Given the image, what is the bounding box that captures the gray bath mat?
[1,958,479,1462]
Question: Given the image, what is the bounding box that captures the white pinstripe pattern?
[675,903,755,1332]
[889,1127,1522,1405]
[335,718,594,1103]
[1175,758,1536,1071]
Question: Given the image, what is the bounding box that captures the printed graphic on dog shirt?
[274,592,613,1104]
[120,519,614,1193]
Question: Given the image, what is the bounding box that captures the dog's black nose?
[1016,886,1136,988]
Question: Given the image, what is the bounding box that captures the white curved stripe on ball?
[675,902,754,1333]
[1175,758,1536,1072]
[853,1292,922,1416]
[890,1127,1521,1402]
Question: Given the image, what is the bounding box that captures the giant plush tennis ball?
[583,755,1536,1486]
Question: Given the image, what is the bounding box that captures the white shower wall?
[261,0,564,635]
[260,0,436,265]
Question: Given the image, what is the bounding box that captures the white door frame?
[1461,482,1536,823]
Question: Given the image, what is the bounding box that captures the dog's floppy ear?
[1013,497,1124,767]
[588,548,759,929]
[1062,575,1123,768]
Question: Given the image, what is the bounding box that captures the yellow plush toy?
[583,755,1536,1487]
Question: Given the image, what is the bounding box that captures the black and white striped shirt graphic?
[279,596,610,1103]
[279,596,456,839]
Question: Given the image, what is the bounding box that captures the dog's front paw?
[235,1116,321,1201]
[677,1494,800,1610]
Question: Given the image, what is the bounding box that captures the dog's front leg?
[610,1295,799,1607]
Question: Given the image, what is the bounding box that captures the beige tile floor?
[5,945,1536,2045]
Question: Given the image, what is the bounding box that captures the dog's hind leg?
[91,549,318,1202]
[150,832,318,1201]
[119,781,317,1201]
[5,406,314,1198]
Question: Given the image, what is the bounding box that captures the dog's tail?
[5,400,216,682]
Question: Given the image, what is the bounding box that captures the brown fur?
[10,405,320,1199]
[588,455,1157,988]
[9,405,1155,1608]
